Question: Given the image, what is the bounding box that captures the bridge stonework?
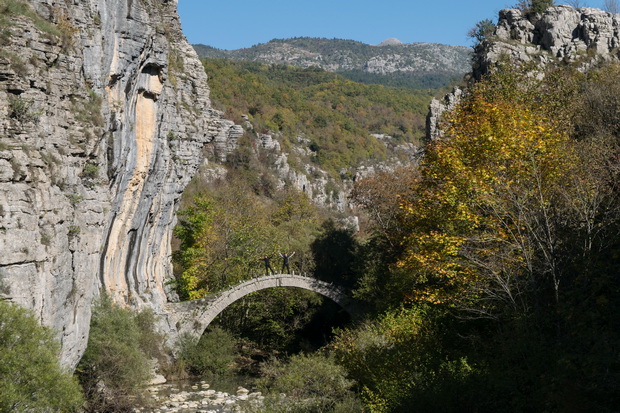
[163,274,358,341]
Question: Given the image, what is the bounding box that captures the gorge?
[2,2,620,411]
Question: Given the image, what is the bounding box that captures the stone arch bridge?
[165,274,359,340]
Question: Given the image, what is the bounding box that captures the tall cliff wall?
[0,0,235,368]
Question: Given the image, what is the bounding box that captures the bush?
[0,300,83,412]
[178,327,237,376]
[514,0,555,14]
[257,352,361,413]
[77,296,165,411]
[8,95,36,122]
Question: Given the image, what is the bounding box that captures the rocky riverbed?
[133,380,264,413]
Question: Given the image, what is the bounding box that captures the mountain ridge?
[194,37,472,89]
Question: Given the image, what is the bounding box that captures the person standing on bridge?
[279,251,295,274]
[259,255,276,276]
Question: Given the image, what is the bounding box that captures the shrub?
[514,0,555,14]
[257,352,361,413]
[178,327,237,376]
[0,300,83,412]
[77,295,164,411]
[467,19,495,45]
[81,163,99,179]
[8,95,35,122]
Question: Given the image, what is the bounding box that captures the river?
[133,375,263,413]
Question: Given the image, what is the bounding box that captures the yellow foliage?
[398,81,576,306]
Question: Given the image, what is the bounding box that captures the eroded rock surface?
[0,0,236,367]
[428,5,620,140]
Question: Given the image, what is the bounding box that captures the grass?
[0,0,61,37]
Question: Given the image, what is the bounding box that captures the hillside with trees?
[201,58,435,179]
[194,37,471,89]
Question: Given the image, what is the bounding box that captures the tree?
[0,300,83,412]
[331,306,474,412]
[258,352,361,412]
[397,63,581,315]
[311,220,360,289]
[467,19,495,45]
[338,61,620,412]
[173,184,279,299]
[514,0,555,14]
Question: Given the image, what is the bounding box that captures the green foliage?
[331,306,475,412]
[173,177,321,300]
[177,327,237,376]
[340,61,620,411]
[257,352,361,413]
[311,220,361,289]
[72,90,104,128]
[77,295,165,411]
[338,69,461,90]
[467,19,495,45]
[81,162,99,179]
[514,0,555,14]
[216,289,326,353]
[0,0,61,37]
[8,95,37,122]
[201,57,429,178]
[0,300,83,412]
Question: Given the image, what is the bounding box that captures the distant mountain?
[193,37,472,89]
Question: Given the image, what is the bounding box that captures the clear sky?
[177,1,610,50]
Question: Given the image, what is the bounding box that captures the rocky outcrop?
[426,87,463,141]
[428,5,620,140]
[0,0,236,368]
[474,5,620,79]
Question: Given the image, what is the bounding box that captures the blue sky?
[178,1,610,50]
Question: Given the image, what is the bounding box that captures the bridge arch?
[166,274,358,340]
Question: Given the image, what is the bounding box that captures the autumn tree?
[332,61,620,413]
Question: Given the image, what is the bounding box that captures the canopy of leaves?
[336,62,620,411]
[0,300,83,412]
[258,352,361,412]
[173,179,322,300]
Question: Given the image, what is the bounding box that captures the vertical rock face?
[0,0,235,367]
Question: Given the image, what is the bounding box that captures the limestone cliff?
[474,5,620,78]
[427,5,620,140]
[0,0,235,368]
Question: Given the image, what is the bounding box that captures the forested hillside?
[202,58,435,178]
[194,37,471,89]
[5,0,620,411]
[332,61,620,411]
